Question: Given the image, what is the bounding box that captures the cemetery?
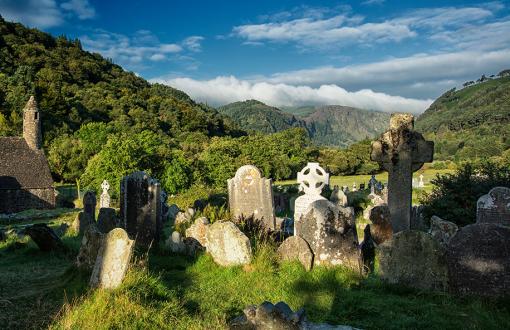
[1,110,509,329]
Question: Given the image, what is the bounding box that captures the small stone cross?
[371,113,434,232]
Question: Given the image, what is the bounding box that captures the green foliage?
[161,152,193,195]
[318,140,380,175]
[416,76,510,162]
[420,160,510,226]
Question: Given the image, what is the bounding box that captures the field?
[1,207,510,329]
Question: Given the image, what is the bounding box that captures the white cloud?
[152,75,432,114]
[182,36,204,52]
[232,4,502,49]
[60,0,95,19]
[362,0,385,6]
[0,0,95,28]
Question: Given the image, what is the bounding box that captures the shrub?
[420,160,510,226]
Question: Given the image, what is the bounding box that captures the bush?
[420,160,510,226]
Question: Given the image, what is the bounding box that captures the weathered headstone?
[369,204,392,245]
[429,215,458,247]
[83,191,97,222]
[476,187,510,225]
[185,216,210,247]
[76,225,104,270]
[228,165,275,231]
[378,230,448,291]
[329,185,347,207]
[277,236,314,271]
[360,225,375,274]
[24,224,65,251]
[100,180,111,208]
[371,114,434,232]
[72,211,94,234]
[447,223,510,297]
[205,221,252,266]
[359,183,365,190]
[166,231,185,253]
[352,182,357,192]
[96,207,118,234]
[90,228,134,289]
[120,171,162,248]
[294,162,329,229]
[296,200,359,269]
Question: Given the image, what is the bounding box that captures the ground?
[1,203,509,329]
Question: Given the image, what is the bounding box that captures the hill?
[219,101,390,148]
[416,75,510,161]
[217,100,307,134]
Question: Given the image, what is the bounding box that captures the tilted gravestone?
[83,191,97,221]
[371,114,434,232]
[277,235,314,271]
[296,199,359,270]
[90,228,134,289]
[120,171,162,248]
[378,230,448,291]
[76,225,104,270]
[228,165,275,231]
[294,162,329,230]
[476,187,510,225]
[429,215,458,247]
[99,180,111,208]
[447,223,510,297]
[205,221,252,266]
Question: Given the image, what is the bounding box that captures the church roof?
[0,137,54,189]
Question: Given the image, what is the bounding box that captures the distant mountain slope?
[416,75,510,161]
[217,100,306,134]
[218,101,390,147]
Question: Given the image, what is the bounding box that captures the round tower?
[23,96,42,150]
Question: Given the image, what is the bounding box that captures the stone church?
[0,96,55,213]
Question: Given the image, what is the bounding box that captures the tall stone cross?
[100,179,111,208]
[370,113,434,232]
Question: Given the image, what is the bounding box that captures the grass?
[2,209,510,329]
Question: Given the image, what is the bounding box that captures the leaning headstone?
[76,225,104,270]
[96,208,118,234]
[72,211,94,235]
[429,215,458,247]
[369,204,393,245]
[24,224,65,251]
[120,171,162,248]
[99,180,111,208]
[371,114,434,232]
[296,200,359,269]
[185,217,210,247]
[476,187,510,225]
[277,236,314,271]
[378,230,448,291]
[90,228,134,289]
[330,185,348,207]
[294,162,329,227]
[447,223,510,297]
[205,221,252,266]
[83,191,97,221]
[228,165,275,231]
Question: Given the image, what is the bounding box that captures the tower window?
[34,112,38,120]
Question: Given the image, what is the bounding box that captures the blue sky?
[1,0,509,113]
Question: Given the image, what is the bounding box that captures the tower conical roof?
[23,96,38,112]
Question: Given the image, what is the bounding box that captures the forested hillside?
[219,101,390,147]
[416,75,510,162]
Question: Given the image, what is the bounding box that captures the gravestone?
[368,175,377,189]
[476,187,510,225]
[24,224,65,251]
[90,228,134,289]
[76,225,104,270]
[227,165,275,231]
[330,185,348,207]
[96,207,118,234]
[371,114,434,232]
[360,225,375,274]
[429,215,458,247]
[369,204,392,245]
[294,162,329,229]
[205,221,252,266]
[352,183,357,192]
[418,174,425,188]
[99,180,111,208]
[83,191,97,221]
[72,211,94,235]
[296,200,359,270]
[120,171,162,248]
[379,230,448,291]
[277,236,314,271]
[359,183,365,190]
[185,217,210,247]
[447,223,510,297]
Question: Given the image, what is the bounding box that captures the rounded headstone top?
[83,191,96,205]
[234,165,262,183]
[390,113,414,130]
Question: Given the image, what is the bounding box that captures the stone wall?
[0,188,55,213]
